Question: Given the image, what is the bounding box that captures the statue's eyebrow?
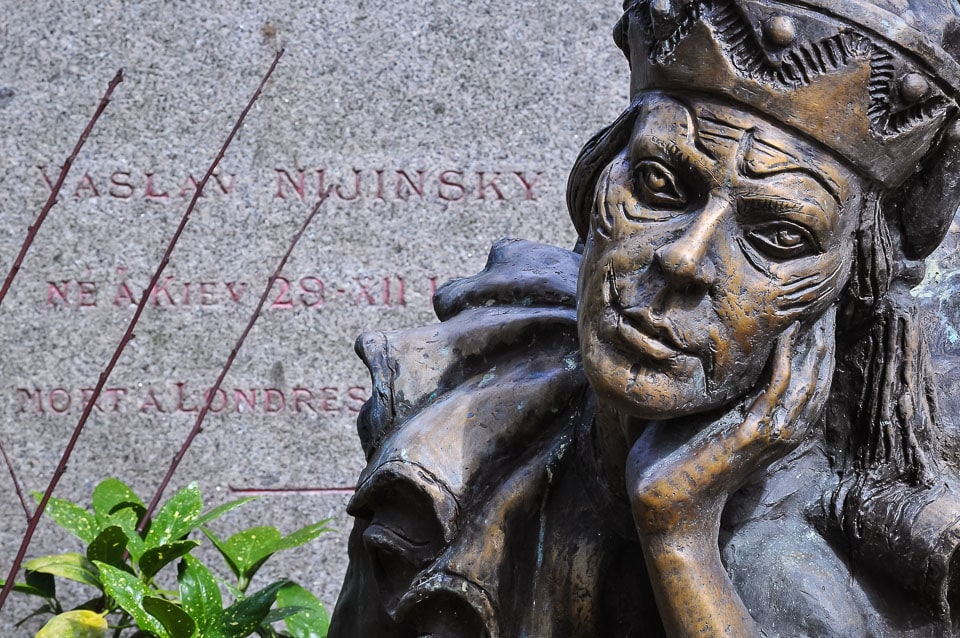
[743,135,842,204]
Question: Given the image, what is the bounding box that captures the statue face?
[578,93,863,419]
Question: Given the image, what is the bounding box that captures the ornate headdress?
[569,0,960,258]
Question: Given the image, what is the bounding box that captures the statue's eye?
[635,160,687,208]
[745,221,819,260]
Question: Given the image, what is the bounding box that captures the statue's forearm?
[639,523,758,638]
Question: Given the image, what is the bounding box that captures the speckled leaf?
[208,579,289,638]
[277,583,329,638]
[106,506,146,562]
[273,520,333,553]
[35,610,107,638]
[190,497,256,531]
[140,540,200,580]
[224,526,282,578]
[34,493,97,544]
[86,526,129,570]
[91,478,144,528]
[94,562,167,637]
[0,576,53,599]
[177,555,222,634]
[24,553,101,590]
[145,483,203,549]
[200,527,240,579]
[143,596,196,638]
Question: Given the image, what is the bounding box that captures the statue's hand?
[627,307,836,536]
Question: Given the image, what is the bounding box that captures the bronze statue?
[329,1,960,636]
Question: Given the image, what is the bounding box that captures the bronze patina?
[329,1,960,636]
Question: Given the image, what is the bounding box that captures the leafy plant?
[2,478,332,638]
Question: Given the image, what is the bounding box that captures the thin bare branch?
[0,48,285,612]
[0,69,123,307]
[0,437,31,521]
[141,194,326,530]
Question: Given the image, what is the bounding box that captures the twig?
[140,194,326,530]
[0,48,285,612]
[0,70,123,307]
[0,437,31,521]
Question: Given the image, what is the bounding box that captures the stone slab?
[0,0,628,629]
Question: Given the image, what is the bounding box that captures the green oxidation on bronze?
[330,1,960,637]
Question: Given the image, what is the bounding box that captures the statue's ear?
[890,120,960,260]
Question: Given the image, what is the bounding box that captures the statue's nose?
[653,197,728,292]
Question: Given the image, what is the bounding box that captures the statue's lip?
[612,305,686,361]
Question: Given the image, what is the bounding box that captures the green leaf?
[26,569,56,598]
[25,553,101,590]
[92,478,144,522]
[178,555,222,634]
[277,583,329,638]
[94,562,167,637]
[35,609,107,638]
[143,596,196,638]
[262,605,307,624]
[224,526,283,579]
[34,493,98,544]
[86,526,129,570]
[201,527,241,579]
[107,506,147,562]
[190,497,256,531]
[146,483,203,549]
[0,577,53,599]
[140,540,200,580]
[209,579,290,638]
[273,520,333,553]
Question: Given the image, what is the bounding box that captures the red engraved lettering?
[347,386,369,412]
[477,172,505,200]
[272,276,294,308]
[264,388,285,412]
[73,174,100,199]
[382,276,407,307]
[81,388,105,413]
[113,281,137,306]
[199,282,216,305]
[139,389,165,412]
[182,282,191,305]
[213,173,236,195]
[16,388,43,414]
[275,168,305,200]
[234,388,257,412]
[315,169,335,201]
[320,387,340,412]
[101,388,127,412]
[438,170,466,202]
[375,169,386,200]
[78,281,97,306]
[203,388,228,413]
[293,387,316,413]
[226,282,247,302]
[144,173,169,199]
[37,165,55,192]
[47,281,70,305]
[177,175,203,198]
[49,388,71,413]
[299,276,325,308]
[395,169,426,200]
[514,171,542,201]
[355,277,377,305]
[335,169,361,200]
[175,382,198,413]
[109,171,135,199]
[151,276,175,305]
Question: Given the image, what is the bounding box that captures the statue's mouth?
[605,268,685,363]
